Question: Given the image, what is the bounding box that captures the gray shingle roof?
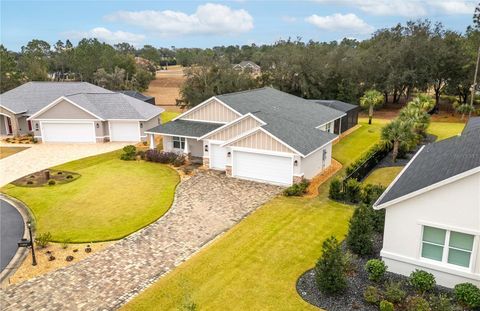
[120,91,154,102]
[216,87,343,155]
[64,93,163,120]
[375,129,480,207]
[147,120,223,138]
[312,100,358,112]
[463,117,480,134]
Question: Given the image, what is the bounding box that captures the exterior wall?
[228,130,295,154]
[300,142,332,179]
[381,172,480,288]
[0,107,19,136]
[17,116,30,135]
[162,136,173,151]
[206,116,261,141]
[181,99,240,123]
[0,116,6,135]
[140,115,161,141]
[94,121,106,142]
[35,100,97,119]
[187,138,203,157]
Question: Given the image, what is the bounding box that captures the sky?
[0,0,477,51]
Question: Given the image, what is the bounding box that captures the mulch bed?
[12,169,80,187]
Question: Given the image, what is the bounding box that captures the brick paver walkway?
[0,171,281,310]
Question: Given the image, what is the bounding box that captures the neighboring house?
[233,61,261,75]
[146,87,348,185]
[0,82,163,143]
[373,118,480,288]
[120,91,156,105]
[310,100,359,134]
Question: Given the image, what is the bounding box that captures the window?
[173,136,185,149]
[421,226,475,268]
[325,122,332,132]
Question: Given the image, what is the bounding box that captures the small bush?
[346,204,374,256]
[409,270,436,294]
[145,150,178,164]
[361,184,385,205]
[344,178,362,203]
[368,205,386,234]
[136,150,146,159]
[48,179,56,186]
[66,175,73,179]
[57,171,63,175]
[365,259,387,282]
[26,180,34,185]
[173,155,186,167]
[35,232,52,248]
[364,286,382,304]
[384,280,406,304]
[454,283,480,309]
[380,300,394,311]
[329,177,344,200]
[429,294,453,311]
[283,179,310,196]
[61,238,71,249]
[406,296,431,311]
[120,145,137,161]
[315,236,347,295]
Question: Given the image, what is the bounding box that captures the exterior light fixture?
[227,152,231,157]
[294,160,298,166]
[18,221,37,266]
[140,123,143,128]
[96,123,100,129]
[35,123,39,130]
[205,145,209,152]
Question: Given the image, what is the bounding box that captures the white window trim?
[173,136,186,150]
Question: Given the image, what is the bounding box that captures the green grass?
[363,166,403,187]
[0,146,29,159]
[427,122,464,141]
[1,151,179,242]
[161,111,181,124]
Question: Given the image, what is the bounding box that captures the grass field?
[1,151,179,242]
[0,146,29,159]
[161,111,181,124]
[146,67,185,110]
[427,122,464,141]
[363,166,403,187]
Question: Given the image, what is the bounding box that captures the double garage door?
[232,150,293,185]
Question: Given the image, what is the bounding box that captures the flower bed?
[11,169,80,187]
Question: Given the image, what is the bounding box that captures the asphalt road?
[0,199,24,272]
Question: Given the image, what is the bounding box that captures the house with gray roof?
[373,117,480,288]
[0,82,163,143]
[232,61,261,75]
[146,87,350,185]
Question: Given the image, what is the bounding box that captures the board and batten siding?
[181,99,240,123]
[229,130,294,154]
[207,116,261,141]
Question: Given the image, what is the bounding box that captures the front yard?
[1,151,179,242]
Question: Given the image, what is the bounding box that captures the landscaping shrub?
[406,296,431,311]
[35,232,52,248]
[364,285,382,305]
[315,236,347,295]
[344,178,362,203]
[364,259,387,282]
[380,300,394,311]
[429,294,454,311]
[173,155,186,167]
[66,175,73,179]
[384,280,406,304]
[453,283,480,309]
[136,150,146,159]
[328,177,344,200]
[361,184,385,205]
[120,145,137,161]
[346,204,374,256]
[368,205,386,234]
[283,179,310,196]
[345,142,389,177]
[145,150,178,164]
[48,179,56,186]
[409,269,436,294]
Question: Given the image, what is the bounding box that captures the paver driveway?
[0,170,281,310]
[0,142,126,186]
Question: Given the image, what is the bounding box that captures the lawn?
[1,151,179,242]
[161,111,181,124]
[363,166,403,187]
[0,146,29,159]
[427,121,464,141]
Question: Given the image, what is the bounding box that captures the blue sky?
[1,0,476,51]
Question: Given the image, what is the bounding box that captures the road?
[0,199,24,272]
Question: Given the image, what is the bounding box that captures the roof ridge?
[216,87,269,97]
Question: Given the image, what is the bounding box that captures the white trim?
[315,114,346,129]
[198,113,266,140]
[30,118,101,121]
[418,220,480,236]
[1,115,11,134]
[172,96,242,122]
[230,146,295,158]
[28,96,104,121]
[106,118,147,121]
[96,135,110,138]
[40,120,96,143]
[144,132,199,140]
[0,104,26,115]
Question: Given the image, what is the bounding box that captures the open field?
[0,146,29,159]
[145,66,186,112]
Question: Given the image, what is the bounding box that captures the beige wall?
[187,138,203,157]
[206,116,261,141]
[0,107,20,135]
[141,116,161,140]
[181,99,240,123]
[300,143,332,179]
[228,129,295,154]
[35,100,97,120]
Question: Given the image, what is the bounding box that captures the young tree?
[410,94,435,112]
[399,98,432,137]
[381,119,415,162]
[360,90,384,125]
[346,204,374,256]
[315,236,347,294]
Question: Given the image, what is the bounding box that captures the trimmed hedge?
[283,179,310,196]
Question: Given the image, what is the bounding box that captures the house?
[146,87,349,186]
[120,91,156,105]
[310,100,359,134]
[373,118,480,288]
[0,82,163,143]
[233,61,261,75]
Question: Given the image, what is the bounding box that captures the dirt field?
[145,65,186,112]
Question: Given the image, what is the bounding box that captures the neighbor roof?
[463,116,480,134]
[147,120,223,138]
[120,91,154,102]
[0,82,111,115]
[375,128,480,207]
[311,100,358,113]
[216,87,343,155]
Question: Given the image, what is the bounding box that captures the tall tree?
[381,119,416,162]
[18,39,51,80]
[0,45,24,92]
[360,90,384,124]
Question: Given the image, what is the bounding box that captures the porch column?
[149,134,156,150]
[184,138,189,154]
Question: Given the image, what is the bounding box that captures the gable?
[34,99,98,120]
[181,98,240,123]
[227,129,296,154]
[205,115,262,141]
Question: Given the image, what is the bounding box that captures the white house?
[373,117,480,288]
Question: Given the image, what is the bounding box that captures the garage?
[42,122,95,143]
[210,143,228,170]
[232,150,293,185]
[110,121,140,142]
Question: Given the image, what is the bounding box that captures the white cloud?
[66,27,145,45]
[105,3,253,36]
[281,16,297,23]
[314,0,427,17]
[306,13,374,34]
[428,0,475,15]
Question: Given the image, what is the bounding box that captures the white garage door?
[233,150,293,185]
[210,143,228,170]
[42,122,95,143]
[110,121,140,142]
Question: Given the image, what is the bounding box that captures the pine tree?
[315,236,347,294]
[346,204,374,256]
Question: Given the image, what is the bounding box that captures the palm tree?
[381,119,415,162]
[399,103,431,137]
[410,94,435,113]
[360,90,384,125]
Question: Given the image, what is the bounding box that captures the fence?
[342,145,391,186]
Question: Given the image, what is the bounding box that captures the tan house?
[147,87,352,186]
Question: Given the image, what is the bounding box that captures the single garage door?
[233,150,293,185]
[42,122,95,143]
[210,143,228,170]
[110,121,140,142]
